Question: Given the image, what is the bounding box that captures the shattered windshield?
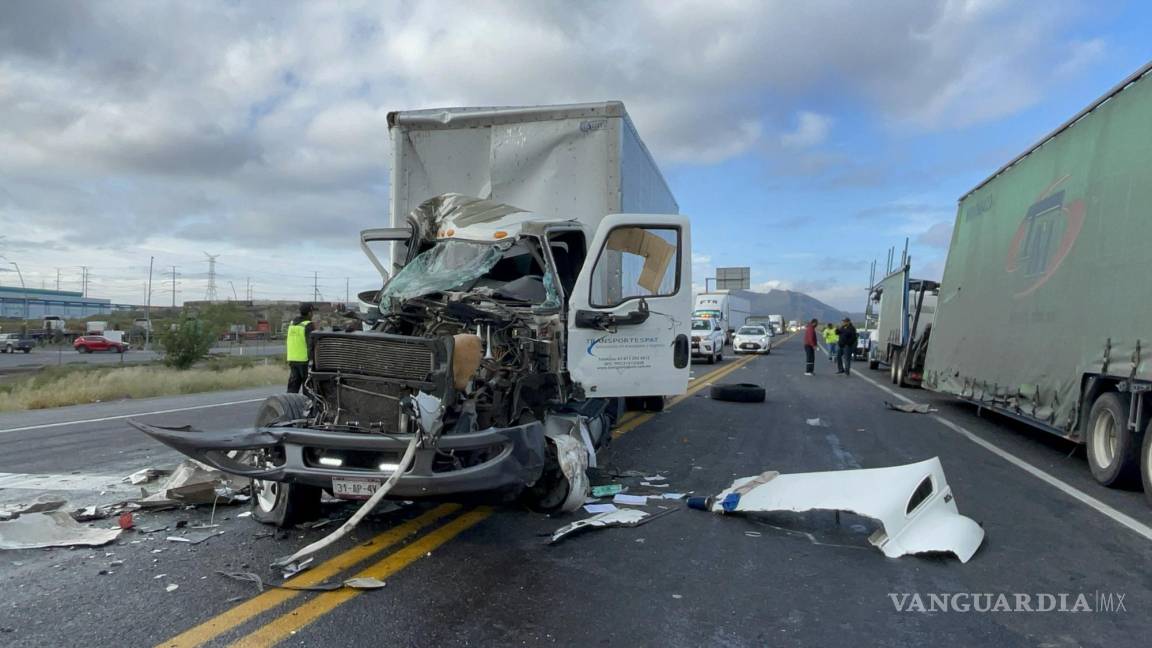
[379,240,504,302]
[380,238,560,307]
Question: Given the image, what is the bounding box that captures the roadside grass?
[0,356,286,412]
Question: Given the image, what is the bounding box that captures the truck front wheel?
[1141,422,1152,508]
[1085,393,1141,488]
[249,394,322,527]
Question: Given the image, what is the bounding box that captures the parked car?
[733,325,772,355]
[0,333,34,354]
[73,335,130,354]
[691,317,725,364]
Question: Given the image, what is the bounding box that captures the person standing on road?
[286,303,316,394]
[836,318,858,376]
[803,318,819,375]
[823,323,838,362]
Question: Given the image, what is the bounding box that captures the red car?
[74,335,130,354]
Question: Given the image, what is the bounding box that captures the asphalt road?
[1,336,1150,647]
[0,343,284,372]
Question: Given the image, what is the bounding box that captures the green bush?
[160,319,216,369]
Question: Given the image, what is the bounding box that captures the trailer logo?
[1004,175,1084,298]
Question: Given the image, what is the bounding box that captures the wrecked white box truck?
[133,102,693,524]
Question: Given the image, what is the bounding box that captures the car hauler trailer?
[867,263,938,387]
[922,61,1152,503]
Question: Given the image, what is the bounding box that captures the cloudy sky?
[1,1,1149,309]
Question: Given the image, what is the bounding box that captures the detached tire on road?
[1085,392,1140,488]
[250,394,322,527]
[710,383,766,403]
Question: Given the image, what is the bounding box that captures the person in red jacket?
[803,318,819,375]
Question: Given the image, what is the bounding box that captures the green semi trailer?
[923,61,1152,505]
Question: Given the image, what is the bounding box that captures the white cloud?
[0,0,1106,302]
[781,112,832,149]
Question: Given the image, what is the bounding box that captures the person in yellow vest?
[286,303,316,393]
[822,323,838,362]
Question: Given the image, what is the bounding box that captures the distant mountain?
[728,289,853,324]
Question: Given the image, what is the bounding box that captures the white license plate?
[331,477,383,500]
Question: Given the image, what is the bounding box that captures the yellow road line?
[231,507,493,648]
[612,353,757,438]
[157,504,461,648]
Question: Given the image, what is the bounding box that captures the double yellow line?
[158,504,491,648]
[160,350,767,647]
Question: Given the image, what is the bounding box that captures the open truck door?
[567,214,692,397]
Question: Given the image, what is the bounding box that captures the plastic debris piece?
[166,584,179,592]
[165,530,224,545]
[550,509,649,544]
[118,512,135,530]
[280,556,315,580]
[694,457,985,562]
[613,494,648,506]
[0,511,122,550]
[590,484,623,498]
[805,418,826,427]
[583,504,617,514]
[884,401,937,414]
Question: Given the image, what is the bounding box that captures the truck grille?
[314,335,435,381]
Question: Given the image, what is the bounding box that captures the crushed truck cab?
[133,101,692,524]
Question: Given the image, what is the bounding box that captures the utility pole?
[80,266,89,297]
[145,256,154,350]
[313,271,320,302]
[55,268,61,291]
[166,265,179,307]
[204,252,220,302]
[246,277,252,301]
[345,277,350,304]
[228,281,239,301]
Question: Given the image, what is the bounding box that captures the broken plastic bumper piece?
[128,420,545,498]
[698,457,985,562]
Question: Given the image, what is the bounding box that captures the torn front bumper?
[707,457,985,562]
[129,420,546,498]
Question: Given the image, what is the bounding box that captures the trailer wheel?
[889,350,901,385]
[1085,393,1141,488]
[1141,422,1152,508]
[896,358,908,388]
[249,394,322,527]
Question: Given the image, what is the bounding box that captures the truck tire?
[889,350,900,385]
[1141,422,1152,508]
[710,383,766,403]
[250,394,322,527]
[896,358,908,388]
[1085,393,1141,488]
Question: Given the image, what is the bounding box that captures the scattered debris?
[550,509,649,544]
[640,482,669,488]
[744,531,762,538]
[613,494,647,506]
[550,434,590,513]
[165,530,225,545]
[165,584,179,593]
[660,493,686,500]
[280,556,315,580]
[590,484,623,498]
[583,503,617,514]
[805,418,826,427]
[117,512,135,530]
[70,505,112,522]
[643,475,667,482]
[884,401,937,414]
[216,571,387,593]
[126,468,165,485]
[0,500,67,520]
[140,460,249,507]
[236,512,252,518]
[688,457,984,562]
[0,511,122,550]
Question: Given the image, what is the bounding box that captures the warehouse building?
[0,286,136,319]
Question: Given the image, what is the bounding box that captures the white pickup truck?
[690,317,725,364]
